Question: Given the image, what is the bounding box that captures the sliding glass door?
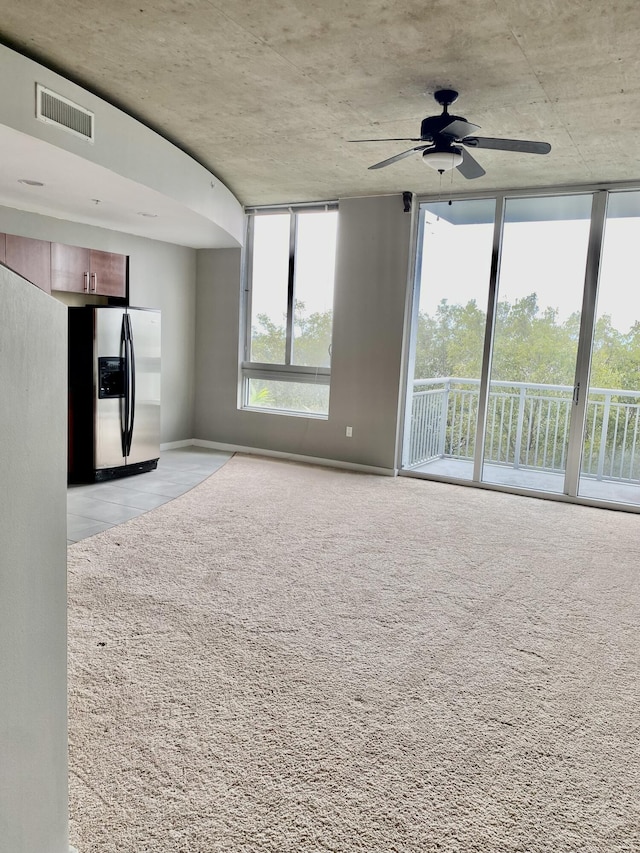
[482,194,593,493]
[404,198,495,480]
[404,186,640,510]
[578,191,640,506]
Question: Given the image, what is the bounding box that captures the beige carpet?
[67,454,640,852]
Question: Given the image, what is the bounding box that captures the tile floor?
[67,446,232,544]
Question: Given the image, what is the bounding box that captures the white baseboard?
[192,438,397,477]
[160,439,195,451]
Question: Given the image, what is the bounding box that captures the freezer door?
[95,308,127,470]
[126,309,161,465]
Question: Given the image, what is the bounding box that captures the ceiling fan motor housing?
[420,113,467,140]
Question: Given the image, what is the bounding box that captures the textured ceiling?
[1,0,640,206]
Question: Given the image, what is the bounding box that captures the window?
[404,198,495,477]
[242,205,338,416]
[403,186,640,510]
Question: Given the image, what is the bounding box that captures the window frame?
[240,202,338,416]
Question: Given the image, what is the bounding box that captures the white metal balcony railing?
[408,377,640,484]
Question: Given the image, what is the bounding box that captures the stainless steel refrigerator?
[68,305,161,482]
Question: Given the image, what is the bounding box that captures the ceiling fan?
[351,89,551,179]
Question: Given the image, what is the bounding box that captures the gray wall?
[0,269,68,852]
[194,194,412,470]
[0,205,197,443]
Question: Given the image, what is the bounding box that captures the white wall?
[0,205,197,443]
[194,194,412,470]
[0,268,68,852]
[0,43,244,246]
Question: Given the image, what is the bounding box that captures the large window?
[404,188,640,510]
[242,206,338,416]
[578,191,640,503]
[483,194,592,492]
[404,198,495,479]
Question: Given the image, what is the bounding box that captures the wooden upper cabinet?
[51,242,127,298]
[89,249,127,298]
[1,235,127,298]
[51,242,90,293]
[5,235,51,293]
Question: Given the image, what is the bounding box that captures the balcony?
[406,378,640,505]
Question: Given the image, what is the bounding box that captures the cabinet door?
[89,250,127,298]
[5,235,51,293]
[0,233,5,264]
[51,242,90,293]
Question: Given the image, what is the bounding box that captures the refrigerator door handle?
[120,314,131,459]
[128,316,136,455]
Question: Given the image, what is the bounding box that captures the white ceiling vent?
[36,84,94,142]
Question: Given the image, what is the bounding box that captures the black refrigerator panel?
[68,307,95,481]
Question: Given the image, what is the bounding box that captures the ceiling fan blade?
[463,136,551,154]
[368,145,431,170]
[440,119,481,140]
[456,148,486,180]
[350,137,424,143]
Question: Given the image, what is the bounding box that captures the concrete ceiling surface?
[1,1,640,206]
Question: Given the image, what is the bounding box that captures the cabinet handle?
[91,272,97,293]
[83,271,89,292]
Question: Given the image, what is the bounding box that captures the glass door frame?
[399,182,640,513]
[563,190,608,497]
[473,194,505,483]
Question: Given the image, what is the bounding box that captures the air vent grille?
[36,84,94,142]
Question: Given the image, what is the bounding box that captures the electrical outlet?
[346,426,353,437]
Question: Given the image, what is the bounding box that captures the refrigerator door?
[126,308,161,466]
[94,307,127,470]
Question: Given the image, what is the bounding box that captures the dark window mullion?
[284,213,297,365]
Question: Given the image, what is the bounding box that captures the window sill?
[240,405,329,420]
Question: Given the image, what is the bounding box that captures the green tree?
[293,304,333,367]
[413,299,485,380]
[249,301,333,413]
[251,301,332,367]
[490,295,578,385]
[412,292,640,390]
[250,313,286,364]
[412,293,640,475]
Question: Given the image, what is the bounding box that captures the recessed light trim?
[18,178,45,186]
[137,212,158,218]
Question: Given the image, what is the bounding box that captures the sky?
[250,204,640,337]
[251,211,338,325]
[420,212,640,334]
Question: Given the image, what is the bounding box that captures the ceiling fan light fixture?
[422,146,463,172]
